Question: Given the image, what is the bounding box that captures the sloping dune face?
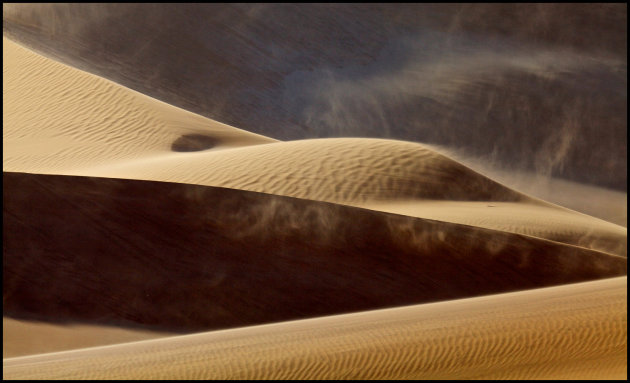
[3,35,626,259]
[4,172,626,332]
[3,277,626,380]
[3,36,521,205]
[2,37,275,174]
[3,4,626,193]
[84,137,531,204]
[81,137,626,257]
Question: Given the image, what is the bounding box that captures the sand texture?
[4,277,627,380]
[4,171,626,333]
[4,37,625,262]
[4,4,626,193]
[3,37,275,175]
[2,4,627,380]
[3,318,172,359]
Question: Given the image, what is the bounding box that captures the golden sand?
[4,37,625,259]
[4,277,626,380]
[3,318,172,359]
[3,28,627,380]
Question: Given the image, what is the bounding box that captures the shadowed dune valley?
[3,4,627,380]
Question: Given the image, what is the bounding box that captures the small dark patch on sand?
[171,134,218,152]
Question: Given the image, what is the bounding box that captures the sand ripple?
[4,35,625,258]
[3,24,627,380]
[4,277,626,380]
[3,37,275,174]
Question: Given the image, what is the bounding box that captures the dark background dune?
[2,3,626,191]
[4,172,625,333]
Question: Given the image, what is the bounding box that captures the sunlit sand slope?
[4,172,625,333]
[3,4,626,193]
[3,37,275,174]
[80,137,531,204]
[4,277,626,380]
[3,318,172,358]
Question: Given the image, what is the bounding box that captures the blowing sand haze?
[3,3,627,380]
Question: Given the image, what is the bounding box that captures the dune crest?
[3,9,626,379]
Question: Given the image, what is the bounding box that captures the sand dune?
[4,35,625,260]
[4,277,626,380]
[362,200,627,257]
[79,137,626,256]
[77,137,531,205]
[426,145,628,227]
[3,37,275,175]
[3,7,626,379]
[4,172,625,333]
[4,4,626,193]
[3,318,172,359]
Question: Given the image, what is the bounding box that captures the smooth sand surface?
[3,318,172,359]
[3,23,627,380]
[4,277,626,380]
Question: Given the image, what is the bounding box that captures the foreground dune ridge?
[3,277,626,380]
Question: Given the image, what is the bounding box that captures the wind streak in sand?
[3,277,626,380]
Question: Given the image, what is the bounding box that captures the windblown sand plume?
[2,3,627,380]
[4,37,626,259]
[4,171,625,333]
